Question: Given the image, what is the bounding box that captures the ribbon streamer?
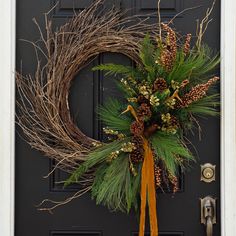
[139,138,158,236]
[122,105,158,236]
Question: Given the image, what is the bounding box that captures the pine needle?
[167,45,220,83]
[98,98,132,133]
[186,94,220,117]
[92,63,142,79]
[64,138,130,186]
[91,155,141,212]
[151,132,194,175]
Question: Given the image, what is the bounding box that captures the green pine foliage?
[98,99,132,133]
[151,132,194,175]
[91,155,141,212]
[139,35,156,81]
[114,80,137,98]
[175,94,219,130]
[93,38,219,88]
[64,138,130,186]
[92,63,145,82]
[186,94,220,117]
[93,63,135,76]
[167,46,220,84]
[65,29,220,214]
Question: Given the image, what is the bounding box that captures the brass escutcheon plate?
[200,163,216,183]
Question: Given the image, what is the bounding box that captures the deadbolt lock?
[201,163,216,183]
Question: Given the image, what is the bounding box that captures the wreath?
[16,1,219,235]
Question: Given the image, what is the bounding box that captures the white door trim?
[0,0,16,236]
[220,0,236,235]
[1,0,236,235]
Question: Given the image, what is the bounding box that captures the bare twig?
[196,0,216,50]
[16,0,160,209]
[36,187,91,213]
[157,0,162,42]
[167,5,202,26]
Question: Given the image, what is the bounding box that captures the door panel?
[15,0,220,235]
[50,232,102,236]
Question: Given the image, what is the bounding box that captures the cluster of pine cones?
[129,77,169,163]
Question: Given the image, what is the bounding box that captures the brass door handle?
[200,196,216,236]
[206,216,213,236]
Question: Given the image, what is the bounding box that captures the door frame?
[0,0,16,236]
[220,0,236,234]
[1,0,236,235]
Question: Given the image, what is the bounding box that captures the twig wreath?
[16,0,219,235]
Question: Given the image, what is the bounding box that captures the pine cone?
[130,136,144,163]
[137,95,149,104]
[153,78,168,92]
[137,103,152,119]
[130,121,144,136]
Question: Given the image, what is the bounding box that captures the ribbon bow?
[122,105,158,236]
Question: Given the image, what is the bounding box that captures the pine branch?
[64,138,130,186]
[139,34,156,81]
[98,98,132,133]
[92,63,143,79]
[167,45,220,84]
[186,94,220,117]
[151,132,194,175]
[91,154,141,213]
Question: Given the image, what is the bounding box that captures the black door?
[15,0,220,235]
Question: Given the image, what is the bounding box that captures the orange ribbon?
[122,105,158,236]
[139,138,158,236]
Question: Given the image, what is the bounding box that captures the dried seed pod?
[127,97,138,103]
[139,84,152,99]
[162,23,177,58]
[160,49,174,71]
[129,159,138,176]
[121,142,136,153]
[180,76,219,107]
[180,79,189,88]
[154,165,162,188]
[160,23,177,71]
[150,95,160,107]
[161,114,179,134]
[168,173,179,193]
[183,33,192,56]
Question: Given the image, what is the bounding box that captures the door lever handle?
[206,215,213,236]
[200,196,216,236]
